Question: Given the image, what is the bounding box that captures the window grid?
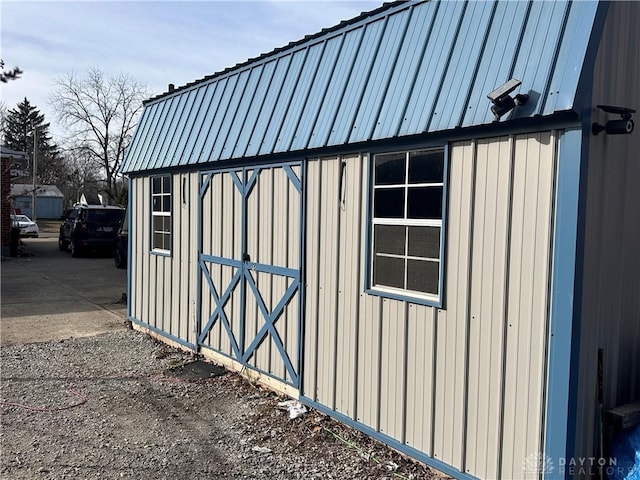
[151,175,171,252]
[370,148,444,299]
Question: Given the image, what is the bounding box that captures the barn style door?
[197,163,303,388]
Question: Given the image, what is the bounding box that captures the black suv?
[113,207,128,268]
[59,205,125,257]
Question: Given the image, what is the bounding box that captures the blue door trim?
[198,261,243,358]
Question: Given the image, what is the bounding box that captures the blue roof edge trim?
[122,0,603,174]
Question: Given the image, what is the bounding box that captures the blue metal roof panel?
[124,104,151,171]
[258,49,307,156]
[232,59,277,159]
[157,94,188,169]
[429,0,496,132]
[273,42,325,153]
[290,34,344,151]
[349,9,410,144]
[167,86,202,165]
[511,1,571,118]
[461,1,531,127]
[542,0,599,115]
[122,0,602,174]
[245,53,292,157]
[196,74,240,162]
[206,69,250,161]
[371,1,439,140]
[327,17,386,146]
[307,27,364,149]
[398,0,466,137]
[178,83,219,165]
[221,64,266,160]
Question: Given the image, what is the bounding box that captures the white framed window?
[151,175,171,252]
[369,147,446,304]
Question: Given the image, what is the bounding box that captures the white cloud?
[1,0,381,140]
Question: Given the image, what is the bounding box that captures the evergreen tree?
[2,98,62,182]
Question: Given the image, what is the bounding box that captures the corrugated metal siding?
[129,173,199,345]
[303,132,557,478]
[574,1,640,464]
[122,0,599,174]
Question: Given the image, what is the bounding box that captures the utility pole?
[30,122,49,223]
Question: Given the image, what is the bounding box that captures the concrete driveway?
[1,230,128,346]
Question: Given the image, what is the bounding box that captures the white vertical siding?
[465,137,512,478]
[130,173,199,345]
[575,0,640,462]
[501,132,556,479]
[433,141,474,469]
[304,132,557,478]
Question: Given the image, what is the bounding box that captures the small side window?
[151,175,172,253]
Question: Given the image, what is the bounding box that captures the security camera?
[592,105,636,136]
[605,119,634,135]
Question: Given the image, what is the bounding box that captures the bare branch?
[51,68,149,203]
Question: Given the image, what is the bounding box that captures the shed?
[120,1,640,478]
[10,184,64,219]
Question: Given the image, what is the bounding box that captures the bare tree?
[50,68,149,205]
[57,145,101,207]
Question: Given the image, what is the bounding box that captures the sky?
[0,0,382,141]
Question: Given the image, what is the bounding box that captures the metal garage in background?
[121,1,640,478]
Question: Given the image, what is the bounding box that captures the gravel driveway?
[1,330,447,479]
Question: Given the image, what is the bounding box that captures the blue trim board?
[127,178,133,320]
[544,128,582,478]
[129,316,196,351]
[297,159,307,396]
[300,396,478,480]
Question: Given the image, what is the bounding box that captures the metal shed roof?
[122,0,601,174]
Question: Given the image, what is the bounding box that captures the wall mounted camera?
[592,105,635,135]
[487,78,529,121]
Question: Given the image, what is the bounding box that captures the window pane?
[152,196,160,212]
[163,176,171,192]
[163,215,171,233]
[153,232,163,249]
[152,177,161,194]
[162,233,171,251]
[408,150,444,184]
[407,259,439,294]
[374,188,404,218]
[373,255,405,289]
[163,195,171,212]
[374,225,405,256]
[153,215,164,232]
[407,186,443,219]
[408,226,440,258]
[374,153,405,185]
